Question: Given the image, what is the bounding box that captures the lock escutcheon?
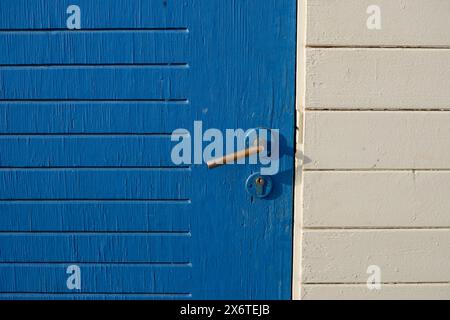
[245,172,273,198]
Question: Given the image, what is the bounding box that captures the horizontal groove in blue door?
[0,264,191,293]
[0,201,191,232]
[0,32,188,65]
[0,64,189,69]
[0,234,191,263]
[0,69,188,99]
[0,135,185,167]
[0,0,189,29]
[0,293,192,300]
[0,169,190,200]
[0,101,190,133]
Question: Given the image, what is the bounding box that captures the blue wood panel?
[185,1,296,299]
[0,0,188,29]
[0,0,297,300]
[0,169,190,199]
[0,68,188,99]
[0,201,190,232]
[0,102,190,133]
[0,32,188,65]
[0,135,181,167]
[0,293,191,300]
[0,234,190,263]
[0,264,192,293]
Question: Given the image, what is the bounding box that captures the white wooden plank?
[293,128,304,299]
[303,171,450,228]
[307,0,450,47]
[293,1,307,299]
[302,230,450,283]
[303,111,450,169]
[305,48,450,109]
[302,284,450,300]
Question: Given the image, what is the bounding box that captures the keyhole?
[256,177,265,186]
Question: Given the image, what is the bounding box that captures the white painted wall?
[295,0,450,300]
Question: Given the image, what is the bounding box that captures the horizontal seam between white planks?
[306,45,450,50]
[303,228,450,232]
[303,282,450,285]
[303,227,450,231]
[303,169,450,172]
[305,108,450,112]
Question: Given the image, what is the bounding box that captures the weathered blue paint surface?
[0,0,297,299]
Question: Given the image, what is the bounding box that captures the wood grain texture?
[0,234,190,263]
[302,230,450,283]
[304,111,450,169]
[0,0,189,29]
[0,169,190,200]
[0,68,188,100]
[0,102,190,134]
[302,284,450,300]
[305,48,450,109]
[0,135,180,167]
[0,1,297,299]
[303,171,450,228]
[307,0,450,47]
[0,201,190,232]
[0,264,192,293]
[0,293,191,300]
[0,32,188,65]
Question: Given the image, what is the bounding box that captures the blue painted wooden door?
[0,0,296,300]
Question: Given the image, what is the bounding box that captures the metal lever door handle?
[207,143,265,169]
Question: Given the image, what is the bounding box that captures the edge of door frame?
[292,0,307,300]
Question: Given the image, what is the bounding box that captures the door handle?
[207,141,265,169]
